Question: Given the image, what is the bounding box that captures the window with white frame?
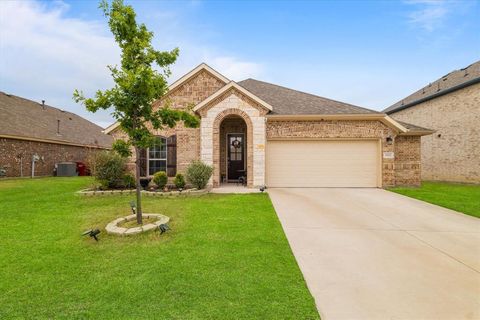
[148,137,167,175]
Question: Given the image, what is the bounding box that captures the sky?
[1,0,479,128]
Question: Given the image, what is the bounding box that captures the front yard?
[0,177,319,319]
[389,181,480,218]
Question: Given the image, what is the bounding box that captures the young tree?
[74,0,199,224]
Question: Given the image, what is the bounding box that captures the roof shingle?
[384,60,480,114]
[237,79,380,115]
[0,92,113,148]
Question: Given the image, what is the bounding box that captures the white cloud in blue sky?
[0,0,478,127]
[405,0,474,32]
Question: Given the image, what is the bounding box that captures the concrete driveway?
[268,188,480,320]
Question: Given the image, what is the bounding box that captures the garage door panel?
[266,140,379,187]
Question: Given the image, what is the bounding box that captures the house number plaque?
[383,152,394,159]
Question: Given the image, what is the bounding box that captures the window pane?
[148,137,167,162]
[149,160,166,175]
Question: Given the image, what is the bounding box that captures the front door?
[227,133,245,180]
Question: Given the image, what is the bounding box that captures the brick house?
[384,61,480,183]
[105,63,432,188]
[0,92,113,177]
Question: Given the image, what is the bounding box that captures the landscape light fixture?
[259,185,266,192]
[129,201,136,215]
[158,223,170,234]
[82,229,101,241]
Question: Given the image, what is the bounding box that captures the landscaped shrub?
[173,173,186,189]
[92,151,127,189]
[153,171,168,189]
[185,160,213,190]
[122,174,136,188]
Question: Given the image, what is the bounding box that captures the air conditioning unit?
[56,162,77,177]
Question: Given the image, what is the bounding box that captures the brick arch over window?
[212,108,254,187]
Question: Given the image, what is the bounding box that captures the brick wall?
[110,69,226,176]
[390,83,480,183]
[0,138,99,177]
[394,136,421,186]
[266,119,403,187]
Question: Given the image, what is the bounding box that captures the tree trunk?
[134,145,143,225]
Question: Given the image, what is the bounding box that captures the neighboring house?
[384,61,480,183]
[105,63,433,188]
[0,92,113,177]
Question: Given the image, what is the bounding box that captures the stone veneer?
[199,89,269,187]
[219,116,247,178]
[390,83,480,183]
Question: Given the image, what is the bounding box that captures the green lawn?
[0,177,319,319]
[389,181,480,218]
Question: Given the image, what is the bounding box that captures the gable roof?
[237,78,380,115]
[169,63,229,92]
[193,81,273,113]
[104,63,229,134]
[384,60,480,114]
[0,91,113,148]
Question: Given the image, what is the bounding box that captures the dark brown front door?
[227,133,245,180]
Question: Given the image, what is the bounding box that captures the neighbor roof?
[237,78,380,115]
[394,120,435,135]
[384,60,480,114]
[0,92,113,148]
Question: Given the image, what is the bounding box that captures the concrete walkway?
[268,188,480,320]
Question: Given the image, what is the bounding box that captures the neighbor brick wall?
[394,136,421,186]
[390,83,480,183]
[110,69,226,176]
[0,138,99,177]
[266,120,399,187]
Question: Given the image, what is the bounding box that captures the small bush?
[122,174,136,188]
[173,173,186,189]
[185,160,213,190]
[153,171,168,189]
[92,151,127,189]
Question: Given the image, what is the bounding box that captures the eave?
[0,134,111,149]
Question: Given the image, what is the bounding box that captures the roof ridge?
[384,59,480,113]
[238,78,380,114]
[1,91,68,114]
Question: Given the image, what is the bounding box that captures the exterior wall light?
[386,136,393,145]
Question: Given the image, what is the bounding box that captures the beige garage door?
[266,140,380,187]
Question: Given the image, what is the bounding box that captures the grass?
[389,181,480,218]
[0,177,319,319]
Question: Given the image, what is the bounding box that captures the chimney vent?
[57,120,60,135]
[41,100,45,110]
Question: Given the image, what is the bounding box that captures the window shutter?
[138,148,147,177]
[166,135,177,177]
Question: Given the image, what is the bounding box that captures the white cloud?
[207,56,264,81]
[404,0,469,32]
[0,0,118,126]
[0,0,264,127]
